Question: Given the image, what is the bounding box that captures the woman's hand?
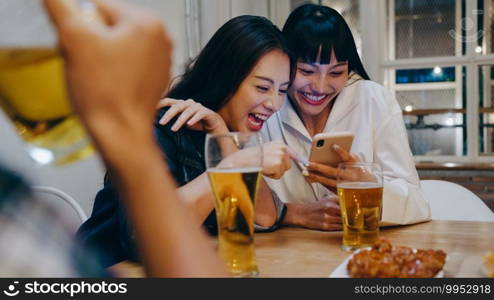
[218,141,292,179]
[262,141,292,179]
[284,196,342,231]
[157,98,228,134]
[306,144,360,191]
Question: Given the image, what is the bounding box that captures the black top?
[76,109,217,267]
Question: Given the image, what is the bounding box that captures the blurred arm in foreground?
[43,0,224,277]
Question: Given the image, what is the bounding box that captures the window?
[384,0,494,162]
[394,0,457,59]
[479,64,494,154]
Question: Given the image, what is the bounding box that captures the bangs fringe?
[289,18,350,64]
[283,3,370,80]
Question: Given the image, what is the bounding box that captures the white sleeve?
[373,94,431,225]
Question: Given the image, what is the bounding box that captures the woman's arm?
[105,128,225,276]
[255,179,278,227]
[44,0,225,277]
[373,109,431,225]
[178,174,278,228]
[282,196,342,231]
[176,173,215,222]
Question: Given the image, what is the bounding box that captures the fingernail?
[302,169,309,176]
[332,144,340,150]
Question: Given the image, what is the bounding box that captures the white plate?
[329,248,368,278]
[329,248,444,278]
[481,262,493,277]
[481,252,494,277]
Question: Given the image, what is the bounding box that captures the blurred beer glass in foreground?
[337,162,383,252]
[205,132,262,277]
[0,0,100,166]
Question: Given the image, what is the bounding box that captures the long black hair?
[167,15,295,111]
[283,4,370,80]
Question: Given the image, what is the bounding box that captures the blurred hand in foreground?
[43,0,224,277]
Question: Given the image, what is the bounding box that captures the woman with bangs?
[262,4,431,230]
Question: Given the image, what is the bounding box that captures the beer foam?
[207,167,262,173]
[337,182,382,189]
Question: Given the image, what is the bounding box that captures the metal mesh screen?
[395,85,464,156]
[480,0,494,53]
[394,0,457,59]
[479,65,494,153]
[396,89,459,110]
[406,124,463,156]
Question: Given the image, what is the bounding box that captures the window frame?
[380,0,494,163]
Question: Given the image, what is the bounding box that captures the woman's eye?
[256,86,269,92]
[279,89,288,95]
[330,71,344,76]
[299,68,314,75]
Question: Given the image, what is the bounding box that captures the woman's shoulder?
[153,107,206,154]
[348,79,400,112]
[154,107,195,137]
[349,79,389,96]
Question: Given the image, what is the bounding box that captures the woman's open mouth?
[299,91,329,106]
[247,113,269,131]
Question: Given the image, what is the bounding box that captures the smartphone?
[309,131,354,167]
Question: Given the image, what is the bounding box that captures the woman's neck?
[298,106,330,137]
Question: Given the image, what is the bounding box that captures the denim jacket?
[76,108,285,267]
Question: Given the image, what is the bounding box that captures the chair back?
[32,186,88,233]
[420,180,494,222]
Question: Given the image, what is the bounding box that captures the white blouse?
[261,79,431,225]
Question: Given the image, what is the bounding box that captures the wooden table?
[110,220,494,278]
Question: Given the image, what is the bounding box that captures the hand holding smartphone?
[309,131,354,167]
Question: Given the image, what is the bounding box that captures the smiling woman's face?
[218,49,290,133]
[288,50,349,120]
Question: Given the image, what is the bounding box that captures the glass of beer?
[205,132,262,277]
[0,0,101,166]
[0,48,94,165]
[336,162,383,252]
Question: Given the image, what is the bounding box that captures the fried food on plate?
[347,238,446,278]
[483,251,494,278]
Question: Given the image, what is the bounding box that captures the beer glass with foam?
[205,132,262,277]
[336,162,383,252]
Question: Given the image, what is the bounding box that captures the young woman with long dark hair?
[262,4,431,231]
